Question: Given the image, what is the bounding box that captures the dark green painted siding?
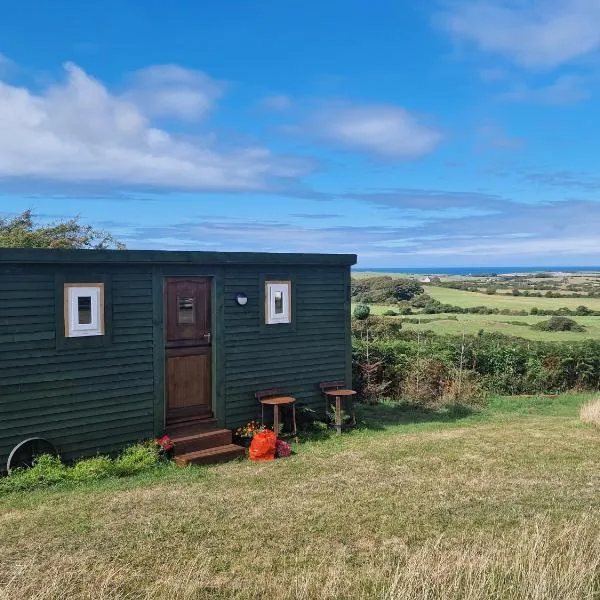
[0,265,156,470]
[222,266,351,427]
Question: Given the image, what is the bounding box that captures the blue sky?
[1,0,599,267]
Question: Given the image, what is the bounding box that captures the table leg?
[292,403,297,437]
[274,406,280,435]
[335,396,342,435]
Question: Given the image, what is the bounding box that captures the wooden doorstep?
[174,444,246,466]
[172,429,232,455]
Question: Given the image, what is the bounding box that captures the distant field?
[361,304,600,340]
[423,285,600,312]
[401,313,600,341]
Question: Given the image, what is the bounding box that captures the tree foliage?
[0,210,125,249]
[352,276,423,303]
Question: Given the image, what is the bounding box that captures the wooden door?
[165,278,212,424]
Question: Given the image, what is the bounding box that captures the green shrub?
[353,304,371,320]
[382,309,399,316]
[0,454,67,493]
[112,443,160,477]
[69,455,114,482]
[352,332,600,398]
[0,442,162,494]
[533,317,585,332]
[352,316,403,339]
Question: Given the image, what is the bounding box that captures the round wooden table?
[324,389,357,434]
[259,396,297,436]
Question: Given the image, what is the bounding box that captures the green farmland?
[363,305,600,341]
[402,313,600,341]
[423,285,600,312]
[355,279,600,340]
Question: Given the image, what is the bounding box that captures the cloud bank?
[0,62,309,192]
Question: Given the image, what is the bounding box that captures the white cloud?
[0,62,309,192]
[124,64,224,121]
[307,103,443,159]
[501,74,590,104]
[437,0,600,69]
[260,94,293,111]
[413,236,598,257]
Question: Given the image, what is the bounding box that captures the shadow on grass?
[295,401,476,443]
[357,401,475,431]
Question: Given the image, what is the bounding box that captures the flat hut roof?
[0,248,357,267]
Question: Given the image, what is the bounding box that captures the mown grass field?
[2,394,600,599]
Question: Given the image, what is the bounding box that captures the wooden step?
[174,444,246,466]
[166,418,218,438]
[172,429,232,455]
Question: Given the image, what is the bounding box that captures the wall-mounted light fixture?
[235,293,248,306]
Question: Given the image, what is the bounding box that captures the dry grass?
[580,398,600,426]
[2,394,600,599]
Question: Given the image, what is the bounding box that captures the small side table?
[259,396,297,436]
[324,389,357,434]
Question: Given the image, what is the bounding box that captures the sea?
[354,266,600,276]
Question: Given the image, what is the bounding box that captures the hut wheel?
[7,438,58,473]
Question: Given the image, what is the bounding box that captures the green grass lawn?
[2,393,600,599]
[423,285,600,312]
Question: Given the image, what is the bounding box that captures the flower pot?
[158,447,174,461]
[234,436,253,448]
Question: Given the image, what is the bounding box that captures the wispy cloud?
[436,0,600,70]
[301,102,443,159]
[501,74,591,104]
[0,61,312,192]
[119,197,600,265]
[124,64,225,121]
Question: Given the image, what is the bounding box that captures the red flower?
[156,435,174,450]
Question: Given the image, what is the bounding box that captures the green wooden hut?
[0,249,356,470]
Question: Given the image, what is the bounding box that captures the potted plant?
[234,421,262,448]
[275,439,292,458]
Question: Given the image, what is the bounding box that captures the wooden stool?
[320,381,357,435]
[255,388,297,436]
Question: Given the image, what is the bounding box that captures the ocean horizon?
[354,266,600,276]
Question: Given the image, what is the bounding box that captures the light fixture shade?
[235,293,248,306]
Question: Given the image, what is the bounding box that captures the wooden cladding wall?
[222,266,351,427]
[0,265,156,471]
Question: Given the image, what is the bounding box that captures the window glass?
[274,291,284,314]
[177,296,195,324]
[77,296,92,325]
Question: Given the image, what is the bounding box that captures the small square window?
[64,284,105,337]
[177,296,196,324]
[265,281,291,324]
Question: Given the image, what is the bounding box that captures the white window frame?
[64,283,105,337]
[265,281,292,325]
